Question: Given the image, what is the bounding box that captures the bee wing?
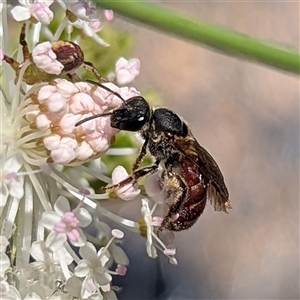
[174,132,231,212]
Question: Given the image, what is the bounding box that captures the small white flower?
[75,242,112,283]
[29,232,73,291]
[11,0,54,25]
[72,19,109,47]
[41,196,92,246]
[140,198,162,258]
[115,57,141,85]
[0,153,24,208]
[111,165,141,200]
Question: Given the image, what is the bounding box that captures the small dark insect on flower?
[3,23,104,85]
[76,80,232,232]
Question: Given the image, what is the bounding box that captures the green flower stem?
[96,0,299,75]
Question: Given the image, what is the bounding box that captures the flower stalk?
[95,0,300,74]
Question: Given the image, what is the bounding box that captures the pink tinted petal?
[74,82,92,93]
[0,48,4,61]
[112,166,140,200]
[35,114,51,130]
[32,42,64,75]
[117,186,140,201]
[112,166,128,183]
[50,143,77,164]
[104,9,114,21]
[43,134,61,151]
[116,264,127,276]
[56,79,79,98]
[69,93,95,114]
[91,82,120,106]
[116,69,133,86]
[54,196,71,214]
[128,58,141,75]
[115,57,128,71]
[115,57,140,85]
[46,92,67,114]
[86,135,109,153]
[76,113,97,135]
[37,85,57,103]
[30,2,53,24]
[88,20,101,31]
[60,113,82,134]
[77,141,93,160]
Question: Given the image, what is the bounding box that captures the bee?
[3,23,104,86]
[76,80,231,231]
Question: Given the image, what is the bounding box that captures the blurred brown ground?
[113,2,299,299]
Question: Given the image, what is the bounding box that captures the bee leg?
[82,61,107,82]
[20,23,30,60]
[103,164,158,192]
[132,137,149,171]
[158,173,187,231]
[3,55,20,72]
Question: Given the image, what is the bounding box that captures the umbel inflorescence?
[0,1,177,299]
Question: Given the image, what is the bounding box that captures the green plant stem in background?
[96,0,300,75]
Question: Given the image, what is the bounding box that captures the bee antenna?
[86,79,126,103]
[75,112,112,127]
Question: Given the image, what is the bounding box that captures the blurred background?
[110,2,299,299]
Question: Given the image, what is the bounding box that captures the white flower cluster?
[0,1,177,299]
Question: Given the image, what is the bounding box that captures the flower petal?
[54,196,71,214]
[11,6,31,21]
[40,211,61,230]
[74,207,92,227]
[79,242,97,261]
[70,228,87,247]
[109,243,129,265]
[94,271,112,286]
[4,153,23,173]
[46,232,67,252]
[74,260,90,277]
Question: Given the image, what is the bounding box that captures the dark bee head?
[110,96,151,131]
[75,81,151,131]
[153,108,188,137]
